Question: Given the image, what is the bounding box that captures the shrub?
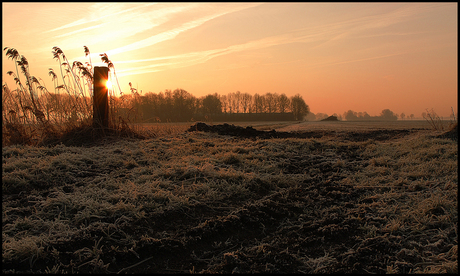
[422,108,457,132]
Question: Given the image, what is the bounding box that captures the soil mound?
[321,115,339,121]
[189,122,292,138]
[188,122,327,139]
[188,122,416,142]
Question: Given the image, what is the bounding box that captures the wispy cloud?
[53,24,105,38]
[104,3,260,56]
[302,3,442,49]
[115,31,315,77]
[116,49,228,77]
[44,3,155,33]
[44,3,194,52]
[45,18,88,33]
[47,3,448,78]
[314,52,408,69]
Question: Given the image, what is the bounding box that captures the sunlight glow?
[105,80,113,90]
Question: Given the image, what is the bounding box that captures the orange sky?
[2,3,457,118]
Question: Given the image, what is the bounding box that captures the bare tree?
[220,94,228,113]
[226,93,234,114]
[241,92,252,113]
[265,92,276,113]
[290,94,309,120]
[253,93,264,113]
[233,91,241,113]
[277,93,290,113]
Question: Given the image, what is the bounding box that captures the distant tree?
[314,113,328,121]
[277,93,290,113]
[344,110,374,121]
[220,94,228,113]
[400,113,405,120]
[138,92,156,121]
[172,88,196,121]
[163,89,173,118]
[229,91,241,113]
[201,93,222,115]
[290,94,309,120]
[226,93,234,113]
[234,91,241,113]
[344,110,358,121]
[259,94,268,113]
[410,114,415,120]
[253,93,264,113]
[305,112,316,121]
[241,92,252,113]
[265,92,276,113]
[361,112,371,120]
[332,113,342,121]
[380,109,398,121]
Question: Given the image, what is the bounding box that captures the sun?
[105,79,113,90]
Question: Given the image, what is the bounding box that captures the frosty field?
[2,120,457,273]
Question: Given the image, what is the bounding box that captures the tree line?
[343,109,399,121]
[307,109,415,121]
[121,89,310,123]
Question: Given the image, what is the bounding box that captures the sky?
[2,2,457,118]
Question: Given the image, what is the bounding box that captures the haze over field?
[2,2,457,118]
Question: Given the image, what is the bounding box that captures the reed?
[2,46,144,147]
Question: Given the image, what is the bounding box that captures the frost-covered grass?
[2,127,457,274]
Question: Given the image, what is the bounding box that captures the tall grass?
[2,46,143,147]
